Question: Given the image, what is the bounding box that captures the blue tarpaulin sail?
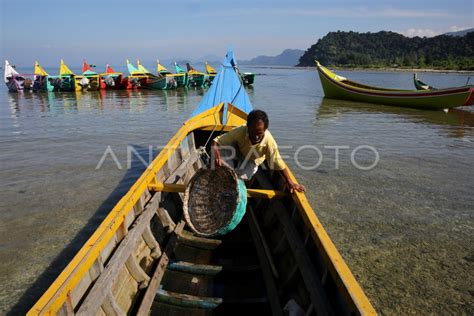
[191,49,253,122]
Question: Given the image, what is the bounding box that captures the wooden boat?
[205,61,217,83]
[74,62,100,91]
[240,72,255,85]
[413,73,434,90]
[4,60,43,92]
[174,62,189,87]
[33,61,48,92]
[316,61,474,110]
[186,63,206,88]
[127,60,177,90]
[28,49,376,316]
[157,60,186,87]
[46,60,75,92]
[100,64,129,90]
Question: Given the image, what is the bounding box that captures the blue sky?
[1,0,472,67]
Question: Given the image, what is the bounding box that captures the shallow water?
[1,67,473,314]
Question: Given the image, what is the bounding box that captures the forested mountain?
[297,31,474,70]
[241,49,304,66]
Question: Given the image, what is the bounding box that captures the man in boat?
[212,109,305,193]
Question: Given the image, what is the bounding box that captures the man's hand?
[288,181,306,193]
[211,141,223,167]
[215,157,223,167]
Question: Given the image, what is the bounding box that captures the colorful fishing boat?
[186,62,206,88]
[127,60,177,90]
[413,73,434,90]
[316,61,474,110]
[100,64,129,90]
[74,62,100,91]
[240,72,255,85]
[4,60,43,92]
[33,61,48,92]
[205,61,217,83]
[28,49,376,316]
[157,60,186,87]
[174,62,189,87]
[46,60,75,92]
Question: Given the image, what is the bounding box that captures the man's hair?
[247,110,269,129]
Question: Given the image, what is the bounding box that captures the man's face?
[248,120,266,144]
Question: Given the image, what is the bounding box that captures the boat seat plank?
[177,230,222,250]
[155,289,223,309]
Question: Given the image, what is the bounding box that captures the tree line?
[297,31,474,70]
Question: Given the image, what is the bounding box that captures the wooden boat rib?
[28,51,376,316]
[316,61,474,110]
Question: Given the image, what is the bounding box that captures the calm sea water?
[1,67,473,314]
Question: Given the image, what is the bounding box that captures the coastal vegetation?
[297,31,474,70]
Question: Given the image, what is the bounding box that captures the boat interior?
[29,105,368,316]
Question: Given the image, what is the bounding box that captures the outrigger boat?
[316,61,474,110]
[74,62,100,91]
[46,60,75,92]
[100,64,129,90]
[4,60,46,92]
[28,49,376,316]
[186,62,207,88]
[174,62,189,87]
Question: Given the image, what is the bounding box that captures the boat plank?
[76,192,161,315]
[136,221,185,316]
[247,206,283,316]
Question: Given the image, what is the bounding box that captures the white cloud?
[402,28,440,37]
[400,25,474,37]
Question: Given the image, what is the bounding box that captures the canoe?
[28,49,376,316]
[74,62,100,91]
[46,60,75,92]
[100,64,129,90]
[316,61,474,110]
[4,60,46,92]
[413,73,434,90]
[174,62,189,87]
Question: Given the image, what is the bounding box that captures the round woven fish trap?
[183,166,247,237]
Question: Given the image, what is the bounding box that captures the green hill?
[297,31,474,70]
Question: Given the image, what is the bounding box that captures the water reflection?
[4,88,205,115]
[317,98,474,139]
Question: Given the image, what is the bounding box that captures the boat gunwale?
[317,62,473,98]
[28,102,376,315]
